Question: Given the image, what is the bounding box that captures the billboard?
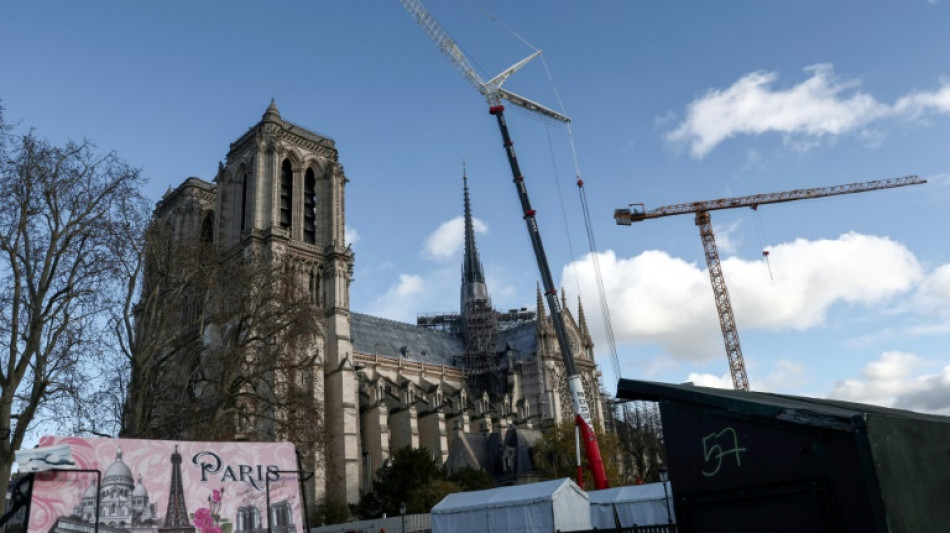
[26,437,304,533]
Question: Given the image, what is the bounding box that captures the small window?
[201,213,214,242]
[241,174,248,231]
[280,160,293,228]
[304,168,316,244]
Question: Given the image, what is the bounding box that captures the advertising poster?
[27,437,303,533]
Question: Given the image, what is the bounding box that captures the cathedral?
[151,102,605,505]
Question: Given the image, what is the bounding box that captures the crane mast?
[400,0,608,489]
[615,175,925,391]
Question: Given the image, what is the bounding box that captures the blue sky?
[2,1,949,412]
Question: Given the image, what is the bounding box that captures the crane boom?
[401,0,607,489]
[614,174,926,391]
[399,0,570,123]
[615,175,925,223]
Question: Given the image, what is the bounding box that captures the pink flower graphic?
[193,508,213,529]
[192,488,230,533]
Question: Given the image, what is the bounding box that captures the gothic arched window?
[280,159,293,229]
[201,213,213,242]
[304,168,316,244]
[241,173,248,232]
[309,268,322,305]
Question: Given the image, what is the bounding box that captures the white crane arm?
[400,0,570,123]
[497,87,570,123]
[400,0,484,91]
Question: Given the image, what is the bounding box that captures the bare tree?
[534,419,623,488]
[108,214,214,439]
[118,226,326,462]
[614,401,666,483]
[0,106,146,505]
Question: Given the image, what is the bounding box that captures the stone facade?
[151,103,605,505]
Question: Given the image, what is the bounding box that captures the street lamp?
[658,463,673,528]
[399,502,406,533]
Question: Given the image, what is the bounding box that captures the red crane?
[615,175,926,391]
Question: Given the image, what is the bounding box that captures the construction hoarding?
[27,436,303,533]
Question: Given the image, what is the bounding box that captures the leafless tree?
[0,105,146,507]
[118,226,327,465]
[614,401,666,483]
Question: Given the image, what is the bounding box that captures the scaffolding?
[461,298,502,397]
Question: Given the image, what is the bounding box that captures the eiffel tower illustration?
[159,445,195,533]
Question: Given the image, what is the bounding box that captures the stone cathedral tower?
[217,100,358,502]
[151,103,606,506]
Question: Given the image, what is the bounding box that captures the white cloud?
[913,263,950,315]
[686,372,734,389]
[665,65,950,157]
[423,216,488,261]
[345,225,360,245]
[726,233,922,330]
[829,351,950,415]
[829,351,925,406]
[714,220,743,255]
[760,359,809,391]
[367,274,425,322]
[561,233,922,362]
[893,80,950,118]
[685,360,807,392]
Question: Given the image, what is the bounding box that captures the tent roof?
[588,482,669,504]
[432,478,588,514]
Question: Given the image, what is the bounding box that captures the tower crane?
[400,0,608,489]
[614,175,926,391]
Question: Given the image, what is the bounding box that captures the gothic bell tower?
[214,100,359,504]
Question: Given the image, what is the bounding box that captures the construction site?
[1,1,946,533]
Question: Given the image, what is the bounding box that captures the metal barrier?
[564,525,677,533]
[308,513,430,533]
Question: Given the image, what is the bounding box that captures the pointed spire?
[577,296,590,337]
[462,164,485,285]
[535,283,547,330]
[460,163,490,313]
[263,98,280,122]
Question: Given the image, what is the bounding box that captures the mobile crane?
[615,175,926,391]
[400,0,608,489]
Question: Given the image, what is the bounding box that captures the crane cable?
[752,207,774,280]
[539,56,623,384]
[475,2,623,382]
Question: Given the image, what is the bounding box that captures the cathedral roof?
[351,313,465,367]
[446,433,489,474]
[495,322,538,359]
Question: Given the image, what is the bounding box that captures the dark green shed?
[616,379,950,533]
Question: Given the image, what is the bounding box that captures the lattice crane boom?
[400,0,570,123]
[614,175,926,391]
[615,175,925,223]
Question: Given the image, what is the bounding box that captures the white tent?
[588,482,676,528]
[431,478,592,533]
